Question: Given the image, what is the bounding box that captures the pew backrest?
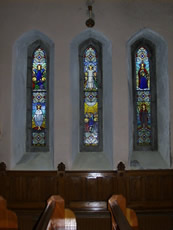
[108,195,138,230]
[35,195,76,230]
[0,196,18,229]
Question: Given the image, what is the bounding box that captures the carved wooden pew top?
[108,195,138,230]
[35,195,76,230]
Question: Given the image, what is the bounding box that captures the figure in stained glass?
[84,47,98,91]
[33,104,44,130]
[32,64,46,89]
[135,46,151,146]
[138,62,149,89]
[139,104,148,128]
[84,91,98,145]
[85,65,97,90]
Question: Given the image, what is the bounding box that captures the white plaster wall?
[0,0,172,170]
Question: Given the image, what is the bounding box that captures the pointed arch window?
[132,39,157,151]
[79,39,103,152]
[26,41,49,152]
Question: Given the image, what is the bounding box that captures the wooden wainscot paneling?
[97,175,117,200]
[0,162,173,230]
[127,175,145,203]
[126,170,173,210]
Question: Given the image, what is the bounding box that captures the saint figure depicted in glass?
[31,48,47,146]
[136,47,151,146]
[83,47,99,146]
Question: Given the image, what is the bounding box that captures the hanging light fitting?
[86,5,95,27]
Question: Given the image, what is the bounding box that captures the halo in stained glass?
[84,47,98,91]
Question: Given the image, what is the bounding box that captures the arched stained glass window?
[132,40,157,151]
[136,47,151,146]
[79,39,103,152]
[27,41,49,151]
[32,48,47,146]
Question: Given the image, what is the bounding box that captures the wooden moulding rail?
[0,196,18,229]
[108,195,138,230]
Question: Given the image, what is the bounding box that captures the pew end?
[0,196,18,229]
[108,194,138,230]
[36,195,76,230]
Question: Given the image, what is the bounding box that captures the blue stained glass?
[31,48,47,146]
[83,47,99,146]
[136,47,151,146]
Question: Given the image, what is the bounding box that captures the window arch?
[70,29,113,170]
[12,30,54,169]
[79,39,103,152]
[132,39,157,151]
[127,28,170,169]
[26,40,49,152]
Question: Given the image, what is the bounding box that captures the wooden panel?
[97,176,117,200]
[15,210,41,230]
[39,175,58,201]
[65,176,85,202]
[75,211,111,230]
[86,177,98,201]
[145,175,161,201]
[0,169,173,230]
[128,176,145,202]
[137,211,173,230]
[159,175,173,201]
[0,175,8,199]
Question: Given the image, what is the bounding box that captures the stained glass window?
[26,43,49,152]
[136,47,151,146]
[80,40,103,152]
[133,41,157,150]
[31,48,47,147]
[83,47,99,146]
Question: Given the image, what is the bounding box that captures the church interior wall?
[0,0,173,170]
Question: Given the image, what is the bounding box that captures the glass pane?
[32,48,47,146]
[136,47,151,146]
[83,47,99,146]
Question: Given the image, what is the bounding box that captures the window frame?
[26,40,50,152]
[131,38,157,151]
[79,38,103,152]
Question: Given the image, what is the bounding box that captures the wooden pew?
[108,195,138,230]
[35,195,76,230]
[0,196,18,229]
